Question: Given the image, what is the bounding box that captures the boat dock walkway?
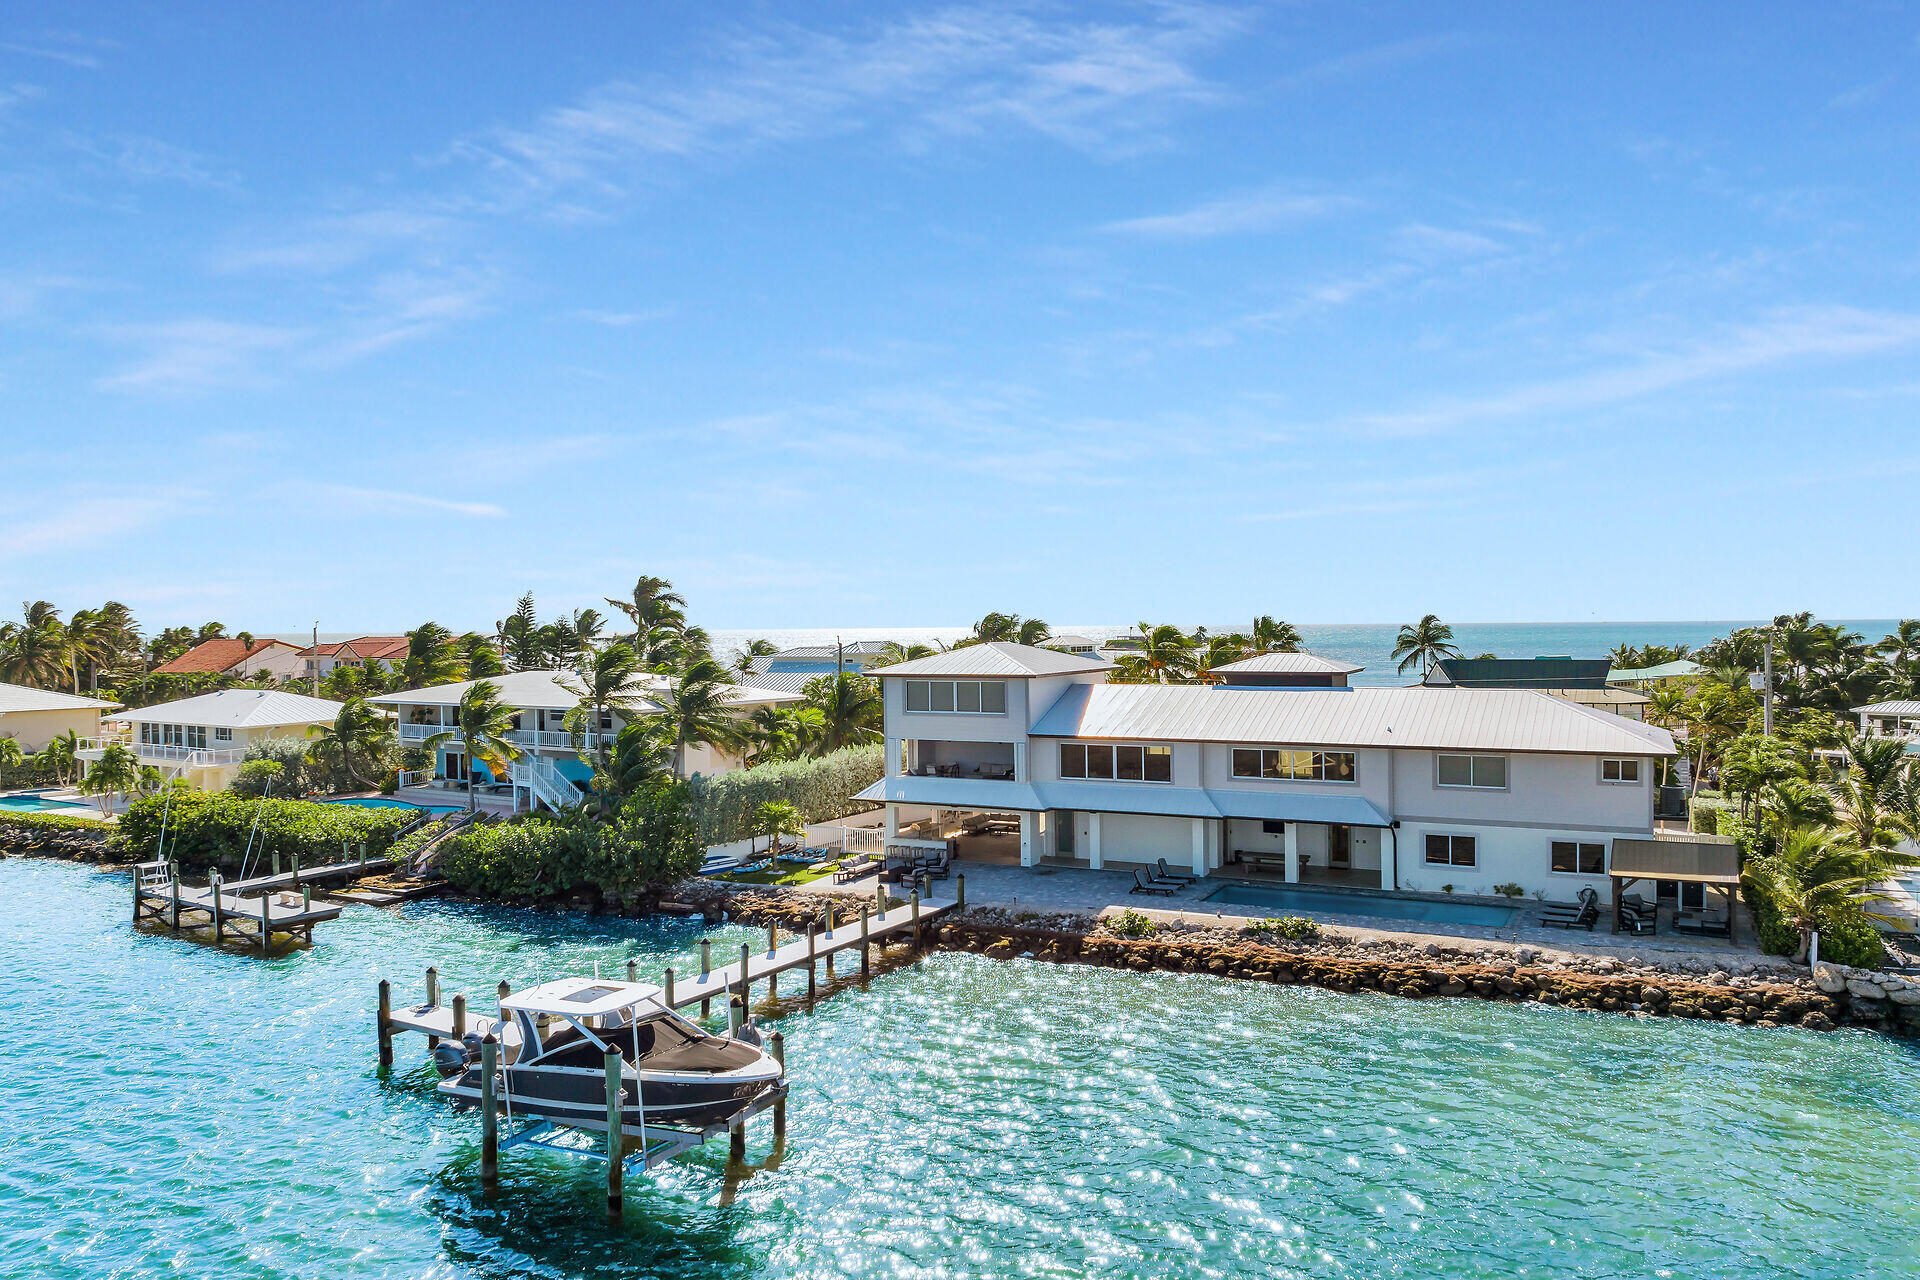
[131,845,401,951]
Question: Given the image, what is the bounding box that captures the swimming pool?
[1204,881,1520,928]
[321,797,461,815]
[0,792,90,814]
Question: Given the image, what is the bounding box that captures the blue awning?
[857,774,1389,827]
[854,776,1045,811]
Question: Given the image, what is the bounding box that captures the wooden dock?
[131,842,401,952]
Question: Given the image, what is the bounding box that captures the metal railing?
[397,723,613,750]
[78,737,246,767]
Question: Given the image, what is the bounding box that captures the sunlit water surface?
[4,858,1918,1279]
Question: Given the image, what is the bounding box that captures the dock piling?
[956,872,965,909]
[738,943,751,1009]
[290,850,300,884]
[806,924,818,1002]
[452,994,467,1040]
[603,1044,624,1216]
[211,875,224,943]
[272,850,281,877]
[728,993,744,1037]
[479,1036,499,1188]
[770,1030,786,1139]
[260,892,271,957]
[625,958,638,983]
[497,980,511,1020]
[358,839,368,869]
[860,904,871,978]
[664,967,675,1009]
[700,938,712,1018]
[170,874,181,930]
[377,979,394,1068]
[425,967,441,1048]
[302,885,311,914]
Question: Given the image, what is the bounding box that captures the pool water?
[4,857,1919,1279]
[1205,881,1520,927]
[323,796,462,815]
[0,792,89,813]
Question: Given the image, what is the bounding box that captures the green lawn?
[716,860,839,887]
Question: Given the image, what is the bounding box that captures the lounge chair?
[1616,900,1658,935]
[832,856,881,884]
[1130,868,1176,896]
[1539,886,1599,931]
[1672,910,1730,937]
[1155,858,1199,885]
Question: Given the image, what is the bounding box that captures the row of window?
[138,723,231,748]
[902,680,1009,715]
[1423,835,1609,874]
[1231,748,1357,783]
[1060,743,1173,783]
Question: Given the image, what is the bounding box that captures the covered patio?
[1609,836,1744,943]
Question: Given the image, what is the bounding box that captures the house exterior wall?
[1390,750,1654,832]
[0,707,106,752]
[236,646,305,679]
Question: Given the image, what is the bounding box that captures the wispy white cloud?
[1390,222,1503,259]
[68,134,236,188]
[285,483,507,519]
[1271,32,1479,91]
[0,490,191,557]
[1101,186,1361,237]
[0,40,102,70]
[216,210,454,274]
[571,307,674,327]
[1326,306,1920,437]
[96,320,306,393]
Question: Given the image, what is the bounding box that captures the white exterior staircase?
[513,754,581,813]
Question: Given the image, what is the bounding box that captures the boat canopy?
[501,977,666,1018]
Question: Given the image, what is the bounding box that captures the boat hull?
[438,1065,779,1129]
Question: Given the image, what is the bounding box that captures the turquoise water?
[0,792,88,813]
[1205,882,1520,927]
[324,796,463,814]
[5,857,1920,1279]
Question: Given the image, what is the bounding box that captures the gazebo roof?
[1609,836,1740,885]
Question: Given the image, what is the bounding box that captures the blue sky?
[3,4,1917,632]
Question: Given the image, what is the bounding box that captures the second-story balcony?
[399,721,615,752]
[901,738,1019,782]
[76,737,248,769]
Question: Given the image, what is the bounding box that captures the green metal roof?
[1606,660,1704,683]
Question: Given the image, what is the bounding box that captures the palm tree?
[605,575,688,645]
[1392,614,1459,677]
[1762,777,1837,832]
[458,632,505,679]
[402,623,465,688]
[868,641,937,670]
[423,681,523,813]
[1249,615,1302,654]
[597,720,675,809]
[1742,825,1901,963]
[0,734,20,788]
[1128,622,1198,683]
[801,673,883,754]
[0,601,70,688]
[79,743,139,815]
[560,642,644,778]
[305,698,398,792]
[1830,735,1911,849]
[648,658,748,779]
[36,730,80,786]
[731,639,780,676]
[1198,633,1251,680]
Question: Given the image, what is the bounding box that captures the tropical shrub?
[1689,796,1736,836]
[1253,915,1319,941]
[1745,884,1884,968]
[435,780,701,901]
[117,790,414,870]
[1106,908,1157,938]
[686,746,883,847]
[230,759,285,798]
[238,736,319,796]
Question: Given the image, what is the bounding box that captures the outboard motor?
[432,1032,481,1079]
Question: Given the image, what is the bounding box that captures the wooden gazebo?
[1609,836,1743,942]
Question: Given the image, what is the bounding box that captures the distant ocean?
[711,620,1906,688]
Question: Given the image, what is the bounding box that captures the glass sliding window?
[1231,746,1357,782]
[1601,758,1639,783]
[980,681,1007,713]
[956,681,981,713]
[1086,744,1115,779]
[1551,841,1606,874]
[1437,754,1507,789]
[1115,745,1145,781]
[1144,746,1172,782]
[1060,743,1088,778]
[1232,749,1262,778]
[1318,752,1357,782]
[905,681,931,712]
[1424,834,1477,867]
[930,681,956,712]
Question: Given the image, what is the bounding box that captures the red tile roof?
[301,635,411,662]
[153,638,295,675]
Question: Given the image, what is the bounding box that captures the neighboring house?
[372,670,799,813]
[1044,634,1103,656]
[1853,700,1920,749]
[0,682,119,753]
[300,635,411,680]
[153,637,305,681]
[79,689,347,790]
[1206,651,1363,688]
[1422,656,1648,720]
[857,641,1675,904]
[744,641,893,696]
[1607,659,1704,686]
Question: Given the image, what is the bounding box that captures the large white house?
[373,670,799,813]
[0,682,119,752]
[79,689,346,790]
[857,641,1676,903]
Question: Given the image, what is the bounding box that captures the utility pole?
[312,621,320,697]
[1762,627,1775,737]
[836,635,844,675]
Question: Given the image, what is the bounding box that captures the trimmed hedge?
[435,781,702,901]
[117,790,416,871]
[686,746,882,847]
[1688,795,1736,836]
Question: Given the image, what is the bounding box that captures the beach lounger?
[1540,887,1598,930]
[1616,901,1658,935]
[1130,868,1176,896]
[1154,858,1199,885]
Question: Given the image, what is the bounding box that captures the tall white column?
[886,736,902,776]
[1190,818,1206,877]
[1014,740,1028,782]
[1087,812,1103,870]
[885,804,900,839]
[1020,810,1036,867]
[1283,822,1300,883]
[1380,828,1395,890]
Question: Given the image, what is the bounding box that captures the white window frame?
[1229,747,1359,784]
[1424,833,1478,867]
[903,680,1008,716]
[1599,758,1640,784]
[213,727,233,742]
[1550,839,1607,876]
[1435,753,1508,790]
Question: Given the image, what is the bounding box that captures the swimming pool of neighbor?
[0,792,90,814]
[1204,881,1521,928]
[322,797,462,816]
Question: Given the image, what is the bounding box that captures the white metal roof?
[869,641,1112,680]
[0,682,119,715]
[107,688,345,728]
[1855,700,1920,717]
[501,977,665,1017]
[1028,684,1675,757]
[372,669,799,711]
[1209,651,1364,675]
[854,775,1393,825]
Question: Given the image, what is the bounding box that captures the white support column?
[1014,740,1028,782]
[1087,813,1103,870]
[1283,822,1300,883]
[1381,828,1395,890]
[885,736,903,777]
[1190,818,1206,877]
[1019,810,1036,867]
[884,804,900,839]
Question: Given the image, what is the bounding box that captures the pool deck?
[789,859,1769,964]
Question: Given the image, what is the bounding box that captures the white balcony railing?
[78,737,246,768]
[399,722,614,751]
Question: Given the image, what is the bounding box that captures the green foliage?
[1252,915,1319,941]
[1491,882,1524,899]
[230,758,285,798]
[1812,907,1886,969]
[0,810,112,838]
[686,746,883,847]
[435,780,701,900]
[240,736,319,796]
[1689,796,1736,836]
[1106,908,1157,938]
[117,790,414,871]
